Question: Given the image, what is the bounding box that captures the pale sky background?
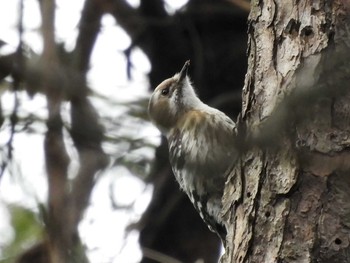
[0,0,188,262]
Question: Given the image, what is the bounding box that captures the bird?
[148,60,237,242]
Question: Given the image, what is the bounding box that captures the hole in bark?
[301,26,314,37]
[329,133,336,140]
[296,139,306,147]
[335,238,342,245]
[239,255,242,262]
[247,192,251,197]
[265,211,271,218]
[285,19,300,36]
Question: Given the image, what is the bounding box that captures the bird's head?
[148,60,201,135]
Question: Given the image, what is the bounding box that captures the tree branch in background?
[68,97,108,239]
[24,0,108,262]
[39,0,71,263]
[105,0,145,42]
[0,0,24,180]
[73,0,105,74]
[226,0,250,12]
[67,0,109,235]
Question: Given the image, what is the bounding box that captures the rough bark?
[223,1,350,262]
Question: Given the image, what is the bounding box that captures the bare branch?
[225,0,250,12]
[39,1,71,262]
[68,98,108,231]
[73,0,105,74]
[142,247,183,263]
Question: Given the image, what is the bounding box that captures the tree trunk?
[223,1,350,262]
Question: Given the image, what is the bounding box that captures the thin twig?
[142,247,183,263]
[226,0,250,12]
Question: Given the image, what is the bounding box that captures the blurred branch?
[4,91,19,164]
[105,0,145,41]
[15,0,109,260]
[0,0,24,181]
[39,0,72,263]
[61,0,109,251]
[68,98,108,231]
[140,0,167,17]
[225,0,250,12]
[142,247,182,263]
[16,243,49,263]
[0,53,18,81]
[73,0,105,74]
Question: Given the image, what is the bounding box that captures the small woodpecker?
[148,61,237,241]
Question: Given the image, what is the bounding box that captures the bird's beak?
[178,60,190,83]
[175,60,190,103]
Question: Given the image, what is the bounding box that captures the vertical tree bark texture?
[223,1,350,262]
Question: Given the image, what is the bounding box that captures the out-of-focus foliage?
[1,205,43,263]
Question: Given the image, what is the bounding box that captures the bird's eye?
[161,87,170,96]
